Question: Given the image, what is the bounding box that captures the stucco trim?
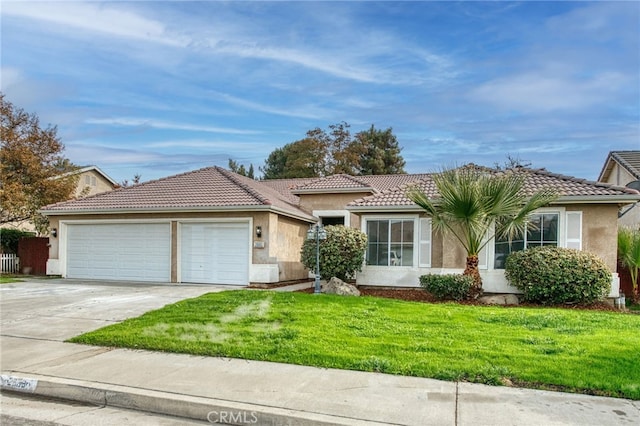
[313,209,351,226]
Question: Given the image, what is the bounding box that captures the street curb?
[1,372,388,425]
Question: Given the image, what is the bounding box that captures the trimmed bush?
[419,274,474,301]
[300,225,367,281]
[505,247,611,304]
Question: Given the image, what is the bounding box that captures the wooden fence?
[1,253,19,274]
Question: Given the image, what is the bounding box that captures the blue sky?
[2,1,638,183]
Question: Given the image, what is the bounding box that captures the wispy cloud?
[2,1,186,46]
[211,92,331,119]
[469,71,629,113]
[85,118,261,135]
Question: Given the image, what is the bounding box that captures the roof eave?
[292,187,376,195]
[597,154,614,182]
[552,195,640,205]
[347,205,424,212]
[40,205,317,222]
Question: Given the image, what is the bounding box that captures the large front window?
[366,219,414,266]
[494,213,559,269]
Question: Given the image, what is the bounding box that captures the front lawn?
[0,275,21,284]
[69,291,640,399]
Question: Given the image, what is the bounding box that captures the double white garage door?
[65,222,249,285]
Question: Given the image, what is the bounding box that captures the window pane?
[401,245,413,266]
[390,220,402,243]
[367,221,378,242]
[543,214,558,243]
[494,238,524,269]
[366,220,388,265]
[402,220,414,242]
[494,242,510,269]
[527,214,542,243]
[379,221,389,243]
[366,219,415,266]
[390,244,402,266]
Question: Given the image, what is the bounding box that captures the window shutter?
[565,211,582,250]
[419,218,431,267]
[478,242,488,270]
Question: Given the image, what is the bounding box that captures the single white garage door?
[180,222,250,285]
[66,223,171,282]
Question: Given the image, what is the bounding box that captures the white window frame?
[361,215,419,268]
[313,210,350,227]
[489,207,568,270]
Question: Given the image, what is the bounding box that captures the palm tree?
[407,166,557,293]
[618,227,640,302]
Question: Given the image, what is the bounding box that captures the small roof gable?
[349,166,640,209]
[598,151,640,182]
[356,174,432,192]
[55,165,118,187]
[42,167,314,220]
[291,174,376,194]
[259,177,316,204]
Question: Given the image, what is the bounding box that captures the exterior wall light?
[51,228,58,238]
[255,226,262,238]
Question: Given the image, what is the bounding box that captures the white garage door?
[180,222,250,285]
[66,223,171,282]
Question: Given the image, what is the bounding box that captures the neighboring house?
[57,165,119,198]
[1,165,117,234]
[598,151,640,228]
[41,165,640,299]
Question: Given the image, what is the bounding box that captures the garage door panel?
[66,223,170,282]
[180,222,249,285]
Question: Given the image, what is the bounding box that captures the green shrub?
[0,229,36,253]
[300,225,367,281]
[505,247,611,304]
[419,274,474,301]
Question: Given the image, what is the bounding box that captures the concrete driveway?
[0,278,227,342]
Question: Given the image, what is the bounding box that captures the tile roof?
[42,166,313,219]
[599,151,640,182]
[349,166,640,208]
[260,177,319,203]
[291,174,375,193]
[356,174,432,191]
[42,164,640,216]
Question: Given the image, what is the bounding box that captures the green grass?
[0,275,21,284]
[69,290,640,399]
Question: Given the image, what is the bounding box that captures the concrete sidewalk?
[2,337,639,425]
[1,279,639,425]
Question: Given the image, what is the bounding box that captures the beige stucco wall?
[601,163,640,228]
[298,192,370,229]
[273,215,309,281]
[603,163,636,187]
[566,204,619,271]
[435,204,620,271]
[75,170,115,197]
[46,211,310,282]
[355,204,621,292]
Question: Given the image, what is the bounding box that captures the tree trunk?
[463,255,483,298]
